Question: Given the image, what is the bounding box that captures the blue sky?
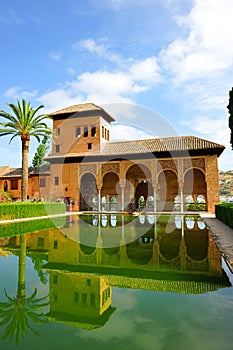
[0,0,232,169]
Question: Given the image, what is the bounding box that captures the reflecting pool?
[0,214,233,350]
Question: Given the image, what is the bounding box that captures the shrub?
[0,202,66,220]
[215,203,233,228]
[0,191,12,203]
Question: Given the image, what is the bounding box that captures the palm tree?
[0,99,53,201]
[0,235,49,343]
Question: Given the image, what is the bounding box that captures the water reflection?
[0,235,48,343]
[0,214,231,336]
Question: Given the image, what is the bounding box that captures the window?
[37,237,45,248]
[90,293,96,306]
[54,177,59,186]
[10,180,18,190]
[102,126,105,138]
[91,126,96,137]
[56,127,60,136]
[3,181,8,192]
[82,293,87,304]
[53,275,58,284]
[55,144,60,153]
[107,130,109,140]
[88,143,92,150]
[53,240,58,249]
[84,126,88,137]
[74,292,79,303]
[76,127,81,138]
[86,279,92,286]
[39,178,46,187]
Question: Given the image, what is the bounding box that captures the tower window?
[102,126,105,138]
[88,143,92,150]
[55,144,60,153]
[76,127,81,138]
[91,126,96,137]
[84,127,88,137]
[54,177,59,186]
[39,178,46,187]
[56,128,60,136]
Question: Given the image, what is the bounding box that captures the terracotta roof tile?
[49,103,115,121]
[45,135,225,161]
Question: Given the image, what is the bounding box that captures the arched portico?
[184,168,207,211]
[157,170,178,211]
[101,172,120,211]
[125,163,152,210]
[80,173,98,211]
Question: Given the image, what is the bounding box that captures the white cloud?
[129,57,162,84]
[38,89,85,113]
[111,123,154,141]
[4,86,37,101]
[73,38,124,65]
[160,0,233,84]
[48,51,63,60]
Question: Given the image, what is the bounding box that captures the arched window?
[101,196,107,211]
[147,196,154,209]
[138,195,145,209]
[3,181,8,192]
[84,127,88,137]
[76,127,81,138]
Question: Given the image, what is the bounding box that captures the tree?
[227,87,233,149]
[32,135,50,168]
[0,99,53,201]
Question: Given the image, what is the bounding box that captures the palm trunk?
[17,234,26,299]
[21,138,29,202]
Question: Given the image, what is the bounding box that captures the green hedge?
[215,203,233,228]
[0,216,66,238]
[0,202,66,220]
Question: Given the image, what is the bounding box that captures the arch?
[157,170,178,211]
[126,163,152,209]
[80,173,97,211]
[158,230,181,260]
[184,230,208,261]
[184,169,207,211]
[126,242,153,265]
[3,181,8,192]
[101,172,120,210]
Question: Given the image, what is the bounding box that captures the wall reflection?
[0,214,231,332]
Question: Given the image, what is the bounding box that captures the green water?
[0,214,232,350]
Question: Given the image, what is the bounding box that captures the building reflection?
[0,214,231,330]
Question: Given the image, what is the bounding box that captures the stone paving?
[201,213,233,273]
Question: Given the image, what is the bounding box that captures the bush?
[215,203,233,228]
[0,202,66,220]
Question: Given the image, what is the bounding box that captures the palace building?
[41,103,224,214]
[0,103,225,213]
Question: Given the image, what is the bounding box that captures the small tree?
[32,135,50,168]
[227,87,233,149]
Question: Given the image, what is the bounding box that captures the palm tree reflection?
[0,234,49,344]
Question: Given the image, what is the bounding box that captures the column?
[97,187,102,212]
[180,187,184,213]
[152,182,158,212]
[119,179,126,212]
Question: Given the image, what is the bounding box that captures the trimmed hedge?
[0,202,66,220]
[0,216,66,238]
[215,203,233,228]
